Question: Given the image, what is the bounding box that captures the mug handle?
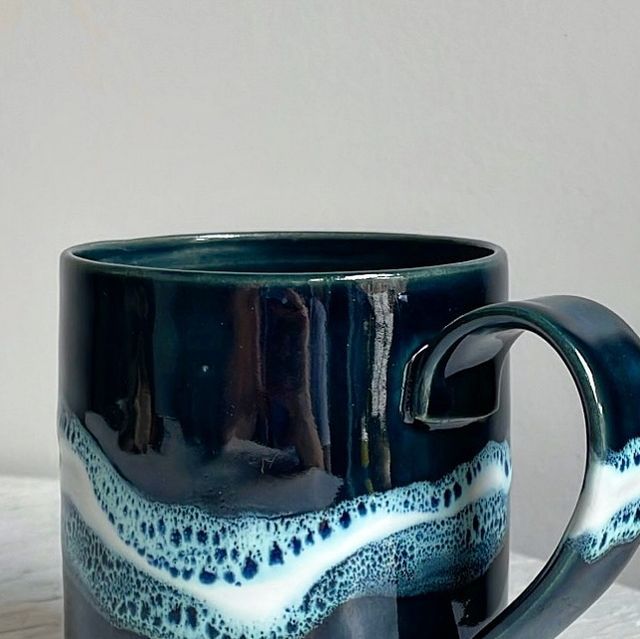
[401,295,640,639]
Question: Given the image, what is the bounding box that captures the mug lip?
[61,231,507,282]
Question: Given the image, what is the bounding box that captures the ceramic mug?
[58,233,640,639]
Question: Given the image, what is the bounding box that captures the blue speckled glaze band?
[60,407,511,639]
[568,439,640,563]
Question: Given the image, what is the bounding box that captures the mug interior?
[70,233,497,275]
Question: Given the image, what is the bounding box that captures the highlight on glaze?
[569,438,640,563]
[59,408,511,639]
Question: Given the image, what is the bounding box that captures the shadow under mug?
[58,232,640,639]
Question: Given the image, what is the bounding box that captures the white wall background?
[1,1,640,588]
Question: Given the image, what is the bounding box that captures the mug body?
[59,233,509,639]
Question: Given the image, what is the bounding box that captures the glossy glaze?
[58,233,640,639]
[59,233,509,639]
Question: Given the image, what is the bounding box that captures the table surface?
[1,476,639,639]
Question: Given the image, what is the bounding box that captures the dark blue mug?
[58,233,640,639]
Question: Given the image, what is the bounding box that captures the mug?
[58,232,640,639]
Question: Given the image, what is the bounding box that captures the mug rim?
[61,231,507,282]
